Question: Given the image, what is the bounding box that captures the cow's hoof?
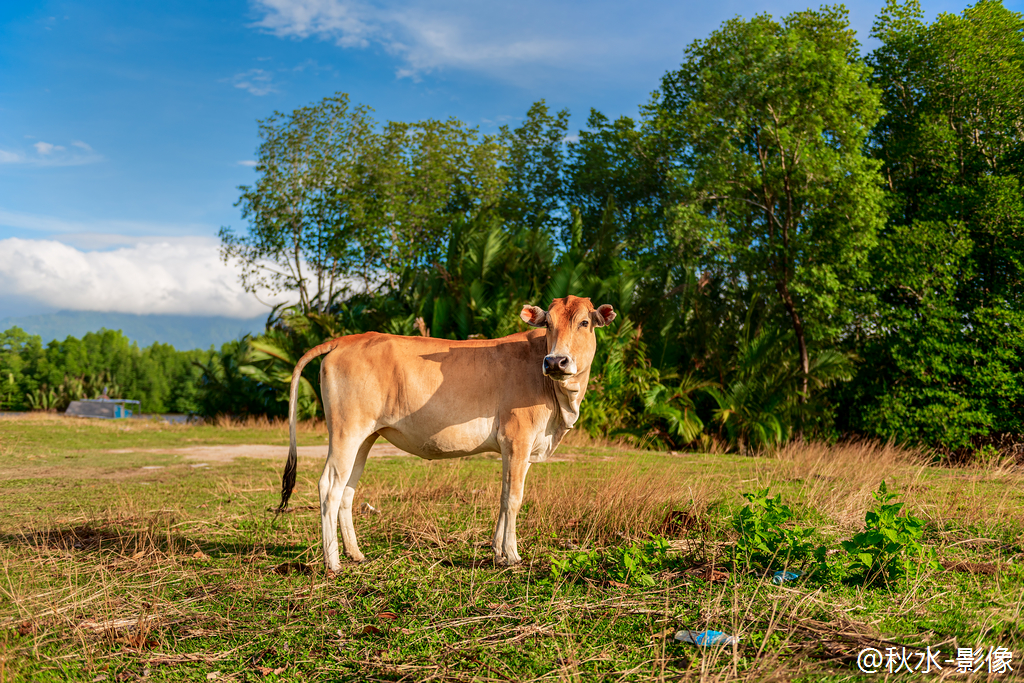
[496,555,521,567]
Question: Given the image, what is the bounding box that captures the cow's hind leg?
[493,442,531,566]
[320,432,375,572]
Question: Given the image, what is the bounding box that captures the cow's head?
[520,296,616,381]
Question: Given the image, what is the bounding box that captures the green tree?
[222,94,508,308]
[657,5,885,410]
[847,0,1024,452]
[708,321,852,455]
[219,93,378,312]
[355,117,507,285]
[498,100,570,237]
[195,339,283,418]
[0,328,41,410]
[1,325,218,416]
[870,0,1024,310]
[564,109,671,267]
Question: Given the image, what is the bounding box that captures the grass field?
[1,414,1022,682]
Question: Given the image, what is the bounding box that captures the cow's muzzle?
[543,355,574,379]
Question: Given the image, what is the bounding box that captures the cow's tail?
[277,338,343,513]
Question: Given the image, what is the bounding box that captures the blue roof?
[77,398,141,405]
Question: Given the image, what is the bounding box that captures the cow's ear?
[591,304,616,327]
[520,305,548,327]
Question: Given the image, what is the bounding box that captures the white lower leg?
[501,496,523,564]
[492,510,507,559]
[319,468,343,572]
[492,456,511,561]
[500,457,530,565]
[338,485,364,562]
[335,434,373,563]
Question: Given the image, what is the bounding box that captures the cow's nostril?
[543,355,570,375]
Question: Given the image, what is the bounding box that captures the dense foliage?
[839,0,1024,453]
[6,1,1023,459]
[0,327,208,414]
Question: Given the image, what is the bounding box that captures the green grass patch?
[1,415,1022,681]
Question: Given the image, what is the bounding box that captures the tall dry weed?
[349,457,719,552]
[353,460,491,551]
[209,414,327,435]
[559,430,633,450]
[523,461,717,546]
[766,440,928,529]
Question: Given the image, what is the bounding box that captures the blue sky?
[0,0,1010,319]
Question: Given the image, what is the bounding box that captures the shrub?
[733,488,827,575]
[549,534,674,587]
[841,480,938,586]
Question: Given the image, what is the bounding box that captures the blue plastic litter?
[771,570,803,585]
[674,630,739,646]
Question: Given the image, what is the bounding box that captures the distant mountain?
[0,311,268,350]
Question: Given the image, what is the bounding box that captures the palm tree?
[706,322,852,455]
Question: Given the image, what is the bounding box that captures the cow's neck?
[549,369,590,430]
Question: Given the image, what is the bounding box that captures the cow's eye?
[579,320,589,328]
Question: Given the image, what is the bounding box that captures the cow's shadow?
[0,523,306,564]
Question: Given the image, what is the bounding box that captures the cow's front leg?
[491,453,511,562]
[493,442,531,566]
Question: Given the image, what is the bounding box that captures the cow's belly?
[378,418,500,460]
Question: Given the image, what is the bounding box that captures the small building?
[65,398,141,419]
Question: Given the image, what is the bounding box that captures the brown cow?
[278,295,615,571]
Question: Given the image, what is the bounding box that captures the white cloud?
[229,68,277,95]
[0,140,100,167]
[0,208,208,239]
[34,141,65,155]
[249,0,579,80]
[247,0,898,89]
[238,160,258,167]
[253,0,377,48]
[0,236,285,318]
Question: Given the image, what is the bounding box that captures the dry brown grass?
[0,430,19,457]
[766,440,928,528]
[0,411,331,437]
[559,429,635,450]
[290,436,1020,562]
[2,412,191,435]
[207,414,328,435]
[523,460,717,546]
[732,439,1024,549]
[340,454,721,557]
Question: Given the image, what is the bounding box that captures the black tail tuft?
[278,449,297,513]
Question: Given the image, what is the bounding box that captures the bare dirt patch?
[101,443,606,464]
[102,442,412,463]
